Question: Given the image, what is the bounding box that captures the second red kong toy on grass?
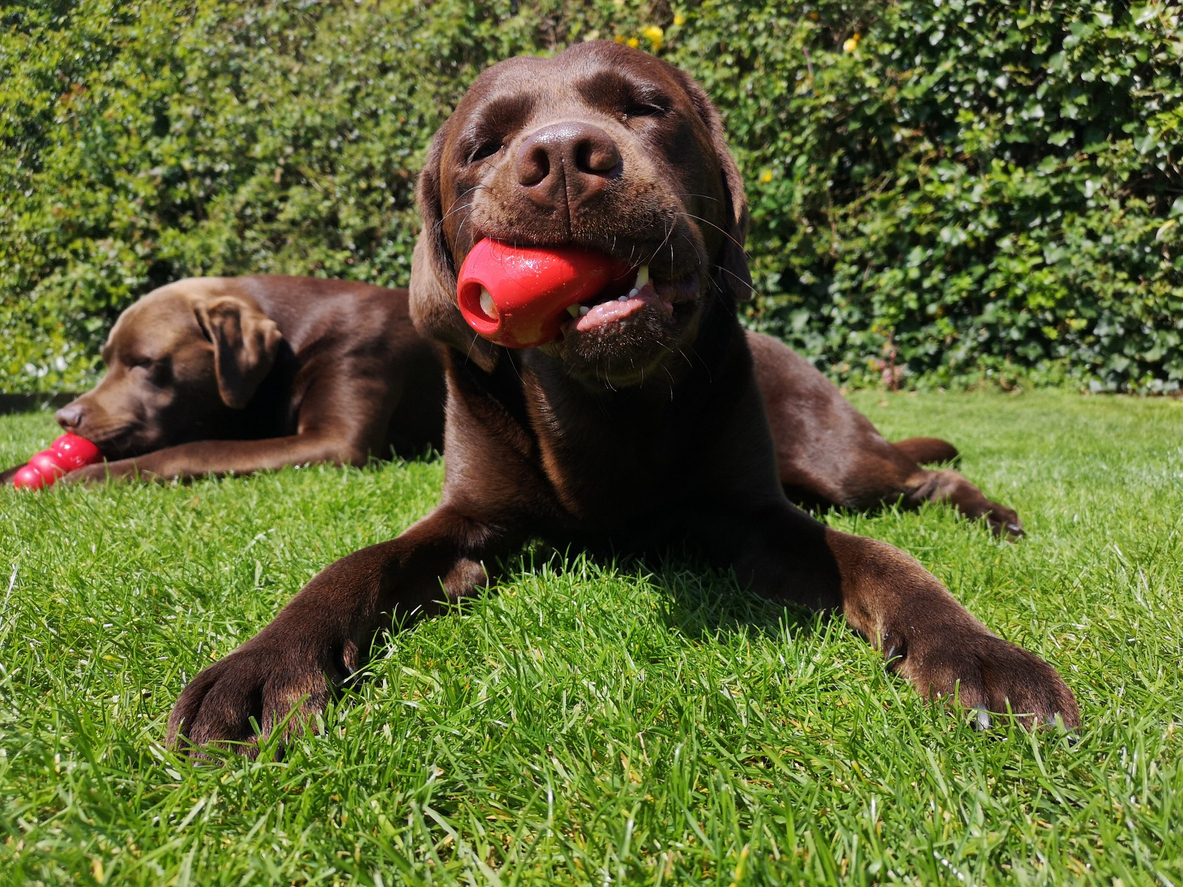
[12,433,102,490]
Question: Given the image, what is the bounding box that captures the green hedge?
[2,0,1180,392]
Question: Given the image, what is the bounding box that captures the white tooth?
[567,304,581,317]
[627,288,638,298]
[579,306,590,316]
[618,295,628,302]
[634,265,649,289]
[480,287,496,319]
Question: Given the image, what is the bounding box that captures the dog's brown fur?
[0,277,445,483]
[166,43,1075,752]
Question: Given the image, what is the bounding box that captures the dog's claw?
[1045,712,1081,744]
[883,640,906,668]
[973,706,992,731]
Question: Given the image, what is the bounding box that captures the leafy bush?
[1,0,1179,392]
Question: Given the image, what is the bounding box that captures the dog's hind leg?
[900,467,1023,537]
[748,332,1020,535]
[891,436,959,465]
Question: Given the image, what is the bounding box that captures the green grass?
[1,389,1181,886]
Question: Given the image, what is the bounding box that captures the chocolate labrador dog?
[0,276,446,483]
[169,42,1075,751]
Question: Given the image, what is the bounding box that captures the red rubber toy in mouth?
[13,433,102,490]
[457,239,634,348]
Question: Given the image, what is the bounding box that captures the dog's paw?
[57,462,115,484]
[60,459,166,483]
[982,502,1024,539]
[167,639,341,757]
[889,630,1079,730]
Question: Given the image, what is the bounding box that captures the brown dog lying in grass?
[166,42,1075,754]
[1,276,446,484]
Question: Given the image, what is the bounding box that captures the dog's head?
[55,280,282,458]
[411,41,750,386]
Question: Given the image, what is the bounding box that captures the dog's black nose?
[516,122,621,211]
[55,403,84,430]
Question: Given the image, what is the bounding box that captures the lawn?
[1,389,1180,886]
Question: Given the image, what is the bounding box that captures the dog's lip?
[59,423,144,460]
[76,434,130,458]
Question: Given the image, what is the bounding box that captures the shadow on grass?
[508,541,825,645]
[653,561,823,644]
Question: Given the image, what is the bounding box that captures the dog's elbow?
[327,444,370,469]
[293,436,371,470]
[344,450,371,470]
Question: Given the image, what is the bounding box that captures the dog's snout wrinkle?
[515,121,621,216]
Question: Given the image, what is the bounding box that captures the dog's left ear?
[410,126,500,373]
[679,72,754,302]
[195,297,283,409]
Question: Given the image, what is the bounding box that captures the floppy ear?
[679,72,753,303]
[410,127,500,373]
[195,297,283,409]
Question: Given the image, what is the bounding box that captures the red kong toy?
[12,433,102,490]
[457,239,635,348]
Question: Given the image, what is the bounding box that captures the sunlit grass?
[1,390,1180,885]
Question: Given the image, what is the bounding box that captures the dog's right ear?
[410,128,499,374]
[195,297,282,409]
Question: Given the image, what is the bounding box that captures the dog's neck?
[446,290,770,530]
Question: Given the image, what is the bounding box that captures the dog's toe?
[168,642,333,758]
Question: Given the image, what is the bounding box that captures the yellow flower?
[759,169,773,184]
[842,33,861,53]
[673,13,685,26]
[626,36,640,48]
[642,25,664,52]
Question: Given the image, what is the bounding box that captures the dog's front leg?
[727,500,1079,728]
[167,505,520,755]
[59,433,375,484]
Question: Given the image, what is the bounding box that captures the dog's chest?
[526,384,707,526]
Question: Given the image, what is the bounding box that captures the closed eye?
[466,140,503,163]
[462,94,534,165]
[578,70,672,122]
[621,94,670,119]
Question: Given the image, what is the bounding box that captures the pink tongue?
[573,284,666,332]
[456,240,633,348]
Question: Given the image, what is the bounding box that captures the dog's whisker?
[677,210,748,256]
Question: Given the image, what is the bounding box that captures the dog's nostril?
[55,404,84,429]
[517,143,551,188]
[576,136,620,175]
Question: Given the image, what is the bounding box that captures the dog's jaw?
[543,269,704,389]
[448,217,712,387]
